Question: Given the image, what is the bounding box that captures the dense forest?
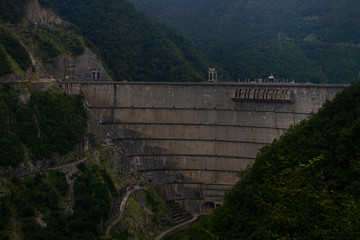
[0,0,211,82]
[129,0,360,83]
[0,85,87,167]
[0,161,169,240]
[47,0,210,82]
[0,164,117,240]
[173,83,360,239]
[0,0,28,24]
[0,27,32,76]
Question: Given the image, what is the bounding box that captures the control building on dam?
[61,81,347,213]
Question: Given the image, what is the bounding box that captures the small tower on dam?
[268,73,275,83]
[208,68,218,82]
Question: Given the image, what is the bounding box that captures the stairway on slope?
[167,202,193,226]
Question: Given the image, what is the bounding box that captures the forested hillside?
[173,83,360,239]
[129,0,360,83]
[0,28,32,77]
[0,0,91,80]
[46,0,210,82]
[0,84,87,167]
[0,0,211,82]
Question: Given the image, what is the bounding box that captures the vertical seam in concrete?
[113,83,117,107]
[292,109,296,126]
[274,108,278,129]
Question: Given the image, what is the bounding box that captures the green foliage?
[6,172,70,240]
[251,84,360,193]
[172,215,217,240]
[37,34,61,57]
[145,184,169,217]
[69,162,118,239]
[0,0,28,23]
[122,186,170,239]
[0,197,11,239]
[23,89,88,159]
[1,144,170,239]
[0,48,12,76]
[33,26,86,58]
[129,0,360,83]
[38,0,53,9]
[110,229,129,240]
[0,85,88,167]
[100,168,118,197]
[175,84,360,239]
[49,0,210,82]
[0,27,32,74]
[49,170,69,196]
[0,85,24,167]
[2,163,120,239]
[254,156,360,239]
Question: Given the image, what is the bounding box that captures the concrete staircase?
[167,202,192,226]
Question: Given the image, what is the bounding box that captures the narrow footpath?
[105,184,142,236]
[155,215,202,240]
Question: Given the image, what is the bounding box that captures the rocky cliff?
[0,0,110,82]
[24,0,64,27]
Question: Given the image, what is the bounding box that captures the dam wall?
[61,81,347,213]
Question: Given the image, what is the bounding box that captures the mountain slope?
[0,0,102,81]
[0,28,32,76]
[173,83,360,239]
[0,0,211,82]
[128,0,360,83]
[48,0,210,82]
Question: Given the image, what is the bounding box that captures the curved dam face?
[61,81,347,213]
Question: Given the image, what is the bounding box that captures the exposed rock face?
[24,0,65,27]
[19,0,110,81]
[19,87,31,104]
[55,48,110,81]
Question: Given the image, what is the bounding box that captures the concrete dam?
[61,81,347,213]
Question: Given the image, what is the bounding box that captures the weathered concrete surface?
[60,81,347,213]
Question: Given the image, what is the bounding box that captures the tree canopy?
[0,85,88,167]
[129,0,360,83]
[48,0,210,82]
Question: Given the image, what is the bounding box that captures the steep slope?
[0,0,111,82]
[0,0,211,82]
[0,84,87,168]
[0,84,172,240]
[173,83,360,239]
[0,27,32,77]
[47,0,211,82]
[129,0,360,83]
